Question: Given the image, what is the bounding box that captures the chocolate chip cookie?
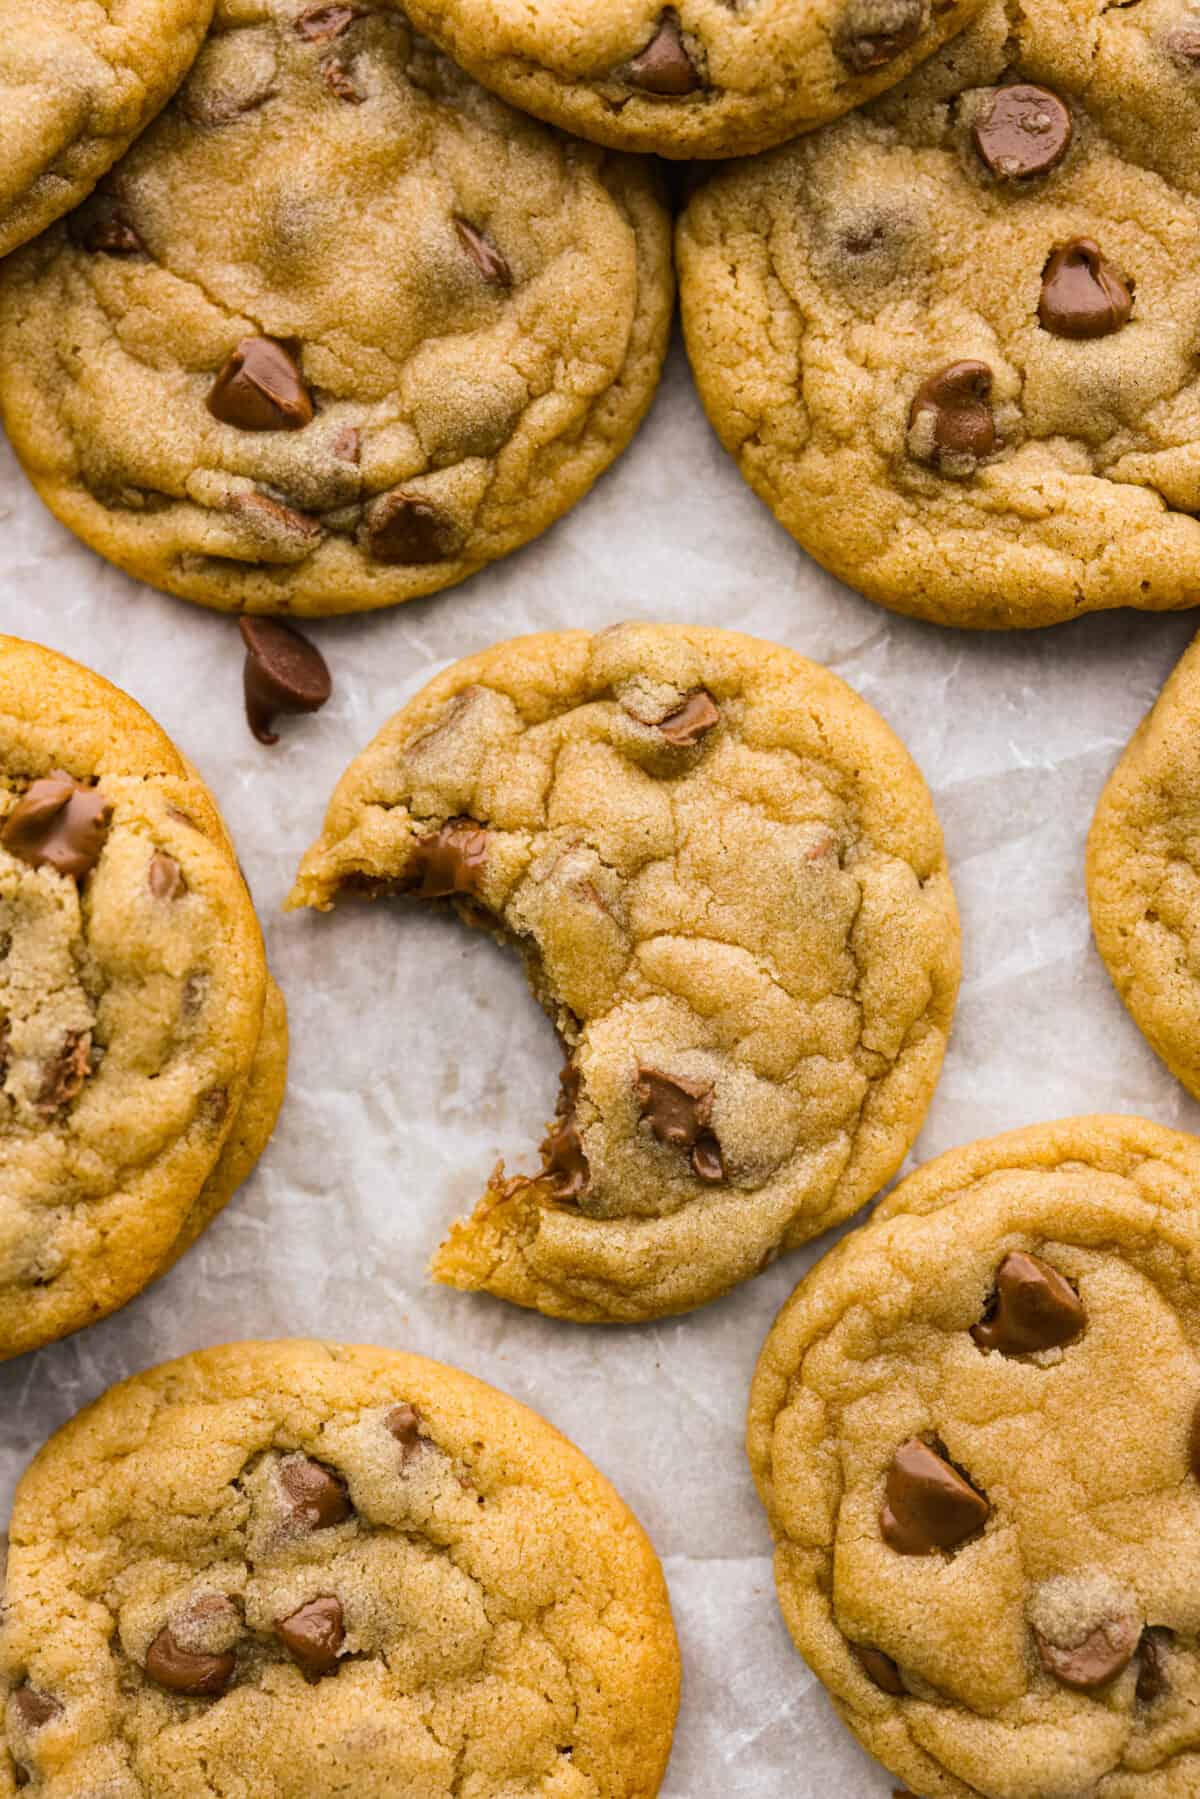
[0,0,213,258]
[749,1115,1200,1798]
[0,1338,680,1796]
[395,0,986,160]
[0,635,287,1361]
[1088,630,1200,1103]
[678,0,1200,629]
[288,623,960,1323]
[0,3,672,620]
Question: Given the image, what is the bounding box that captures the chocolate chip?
[403,819,488,898]
[364,491,463,563]
[635,1066,726,1183]
[853,1646,905,1695]
[973,84,1072,180]
[11,1688,62,1732]
[148,852,186,900]
[1137,1628,1173,1705]
[454,219,513,288]
[2,772,112,879]
[540,1063,590,1199]
[68,197,145,256]
[1164,23,1200,63]
[279,1457,352,1529]
[971,1251,1084,1356]
[37,1031,93,1117]
[1034,1615,1139,1691]
[229,490,322,545]
[880,1439,990,1555]
[385,1403,424,1455]
[144,1625,236,1697]
[321,57,365,100]
[626,11,701,94]
[296,3,364,40]
[1039,239,1132,340]
[656,690,720,747]
[333,425,361,463]
[207,337,314,432]
[909,361,995,466]
[239,618,331,746]
[835,0,925,72]
[276,1595,345,1677]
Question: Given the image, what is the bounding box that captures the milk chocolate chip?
[296,3,363,39]
[11,1688,62,1732]
[69,197,145,255]
[144,1622,236,1697]
[321,57,365,101]
[385,1402,425,1456]
[657,690,720,746]
[1034,1615,1139,1691]
[853,1646,905,1695]
[365,491,464,563]
[239,618,332,746]
[207,337,314,431]
[277,1595,345,1677]
[455,220,513,288]
[148,852,186,900]
[1039,239,1132,340]
[881,1439,990,1554]
[404,819,488,898]
[37,1031,93,1116]
[973,85,1072,179]
[1137,1628,1173,1705]
[279,1457,352,1529]
[3,773,112,880]
[626,11,701,94]
[971,1251,1084,1356]
[909,361,995,466]
[635,1066,726,1183]
[541,1063,590,1199]
[835,0,925,72]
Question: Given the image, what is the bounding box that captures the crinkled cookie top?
[0,0,213,257]
[0,0,672,619]
[0,1339,679,1799]
[679,0,1200,628]
[0,636,271,1360]
[749,1115,1200,1799]
[289,623,960,1323]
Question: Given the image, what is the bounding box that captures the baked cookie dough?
[0,2,672,620]
[0,1338,680,1798]
[748,1115,1200,1799]
[0,0,213,259]
[1088,631,1200,1102]
[0,635,286,1361]
[395,0,986,161]
[289,623,960,1323]
[678,0,1200,629]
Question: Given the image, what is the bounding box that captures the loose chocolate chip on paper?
[835,0,925,72]
[403,819,489,899]
[971,1250,1084,1355]
[296,3,364,40]
[207,337,314,432]
[635,1066,726,1182]
[148,851,186,900]
[365,491,464,564]
[144,1625,236,1697]
[277,1595,345,1677]
[909,361,995,465]
[11,1688,62,1732]
[240,617,332,746]
[454,219,513,288]
[626,11,701,93]
[1035,1615,1139,1691]
[2,772,112,879]
[1039,239,1132,340]
[881,1439,990,1554]
[973,85,1073,179]
[656,690,720,746]
[853,1646,905,1695]
[279,1457,352,1529]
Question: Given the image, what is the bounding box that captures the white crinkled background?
[2,337,1198,1796]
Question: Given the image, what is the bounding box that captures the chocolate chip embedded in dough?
[835,0,926,73]
[1039,239,1132,340]
[144,1625,236,1697]
[1164,23,1200,63]
[296,3,364,40]
[321,57,365,101]
[1137,1628,1173,1705]
[635,1066,726,1182]
[541,1063,591,1199]
[1034,1614,1139,1691]
[852,1646,905,1695]
[239,618,332,746]
[364,490,465,564]
[148,852,186,900]
[880,1439,990,1554]
[454,219,513,288]
[656,690,720,746]
[11,1688,62,1732]
[626,12,701,95]
[973,85,1073,180]
[404,819,489,899]
[68,197,146,255]
[908,361,996,466]
[333,425,361,464]
[37,1031,93,1117]
[277,1595,345,1677]
[971,1251,1084,1356]
[385,1403,425,1457]
[2,772,112,879]
[207,337,314,432]
[229,491,323,547]
[279,1457,352,1530]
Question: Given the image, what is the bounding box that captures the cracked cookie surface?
[1088,630,1200,1104]
[0,1338,679,1798]
[678,0,1200,629]
[288,623,960,1323]
[393,0,986,160]
[0,0,213,258]
[0,635,286,1360]
[0,0,672,619]
[748,1115,1200,1798]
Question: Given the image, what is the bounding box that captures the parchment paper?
[2,335,1198,1796]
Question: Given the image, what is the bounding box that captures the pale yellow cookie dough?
[289,623,960,1323]
[0,1338,680,1799]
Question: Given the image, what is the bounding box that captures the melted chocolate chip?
[148,851,186,900]
[656,690,720,746]
[403,819,488,898]
[365,491,463,563]
[207,337,314,432]
[279,1457,352,1529]
[853,1646,905,1695]
[909,361,995,465]
[835,0,925,72]
[11,1688,62,1732]
[1034,1615,1139,1691]
[454,219,513,288]
[635,1066,726,1183]
[239,618,332,746]
[37,1031,93,1116]
[1137,1628,1173,1705]
[68,197,146,255]
[540,1063,590,1199]
[230,490,322,544]
[321,56,365,101]
[880,1439,990,1555]
[144,1625,236,1697]
[296,3,364,40]
[973,85,1072,180]
[385,1403,424,1455]
[971,1251,1084,1356]
[333,425,361,463]
[277,1595,345,1677]
[1164,23,1200,63]
[626,11,701,94]
[1039,239,1132,340]
[2,772,112,879]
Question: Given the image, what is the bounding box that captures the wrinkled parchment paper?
[3,337,1199,1796]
